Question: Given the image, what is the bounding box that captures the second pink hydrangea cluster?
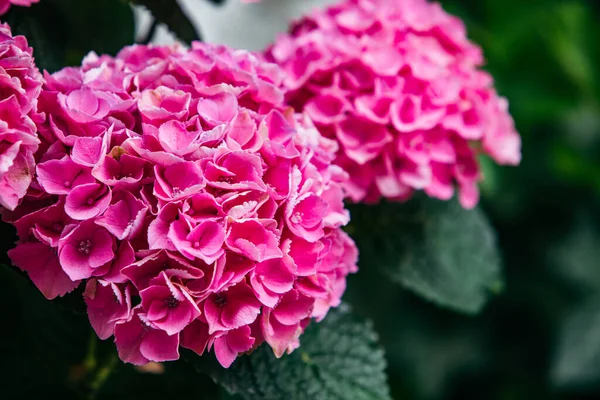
[0,23,43,210]
[6,42,357,368]
[0,0,38,16]
[265,0,521,208]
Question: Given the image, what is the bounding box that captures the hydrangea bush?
[4,1,578,400]
[4,41,357,368]
[265,0,521,208]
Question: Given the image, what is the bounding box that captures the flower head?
[7,41,358,368]
[0,23,43,210]
[265,0,521,208]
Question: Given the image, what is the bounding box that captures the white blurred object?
[135,0,336,50]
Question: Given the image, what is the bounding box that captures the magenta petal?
[255,258,295,294]
[114,312,148,365]
[197,92,238,126]
[458,181,479,210]
[139,328,180,362]
[147,202,179,250]
[71,135,108,167]
[304,94,348,124]
[336,116,391,165]
[36,158,95,195]
[103,241,136,283]
[58,221,115,281]
[213,335,238,369]
[60,87,110,123]
[272,290,314,326]
[225,219,282,262]
[187,220,226,261]
[140,274,200,335]
[84,280,131,339]
[204,296,224,334]
[95,191,148,240]
[65,183,112,220]
[88,227,117,269]
[139,86,191,122]
[285,193,328,243]
[181,319,210,356]
[0,152,34,210]
[204,282,261,334]
[9,242,79,299]
[288,238,324,277]
[213,325,254,368]
[220,286,262,329]
[154,161,205,201]
[261,309,303,358]
[250,273,280,308]
[157,120,200,156]
[226,111,261,151]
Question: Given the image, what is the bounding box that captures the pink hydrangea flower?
[6,41,358,368]
[264,0,521,208]
[0,0,39,16]
[0,23,43,210]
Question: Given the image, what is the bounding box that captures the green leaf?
[551,296,600,391]
[132,0,201,44]
[349,198,503,314]
[5,2,68,72]
[190,306,391,400]
[52,0,136,65]
[548,215,600,294]
[5,0,135,72]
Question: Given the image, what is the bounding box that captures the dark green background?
[1,0,600,399]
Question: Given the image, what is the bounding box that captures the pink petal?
[9,241,79,299]
[65,183,112,220]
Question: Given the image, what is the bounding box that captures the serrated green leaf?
[349,198,503,314]
[132,0,200,44]
[190,306,391,400]
[551,296,600,390]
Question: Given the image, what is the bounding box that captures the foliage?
[349,198,502,314]
[192,305,390,400]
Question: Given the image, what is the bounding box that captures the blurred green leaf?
[539,2,595,97]
[349,198,502,314]
[5,2,67,72]
[132,0,201,44]
[191,306,391,400]
[548,215,600,295]
[6,0,135,72]
[53,0,136,64]
[551,296,600,391]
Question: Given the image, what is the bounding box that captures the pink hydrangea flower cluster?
[0,23,43,210]
[0,0,39,16]
[6,42,358,368]
[265,0,521,208]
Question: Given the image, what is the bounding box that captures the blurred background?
[137,0,600,398]
[1,0,598,399]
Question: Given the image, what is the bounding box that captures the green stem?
[80,331,119,400]
[87,353,119,398]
